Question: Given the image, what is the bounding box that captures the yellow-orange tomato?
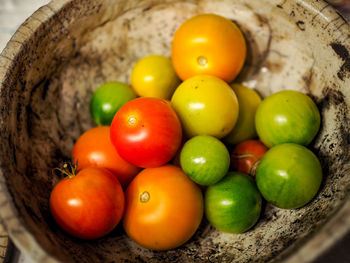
[122,165,204,250]
[171,13,246,83]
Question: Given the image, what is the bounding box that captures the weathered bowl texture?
[0,0,349,262]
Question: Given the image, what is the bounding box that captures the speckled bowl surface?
[0,0,349,262]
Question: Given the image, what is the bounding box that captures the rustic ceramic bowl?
[0,0,349,262]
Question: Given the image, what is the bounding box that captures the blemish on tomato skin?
[221,127,228,133]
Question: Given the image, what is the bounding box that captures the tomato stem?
[250,160,260,178]
[197,56,208,66]
[53,162,77,179]
[128,116,136,125]
[231,153,257,159]
[140,191,150,203]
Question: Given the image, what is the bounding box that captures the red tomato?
[110,98,182,168]
[50,167,125,239]
[122,165,203,250]
[231,140,268,176]
[72,126,140,188]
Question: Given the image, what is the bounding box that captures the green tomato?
[90,81,136,126]
[255,90,320,147]
[180,135,230,186]
[224,84,262,145]
[171,75,239,138]
[205,172,262,234]
[256,143,322,209]
[130,55,181,100]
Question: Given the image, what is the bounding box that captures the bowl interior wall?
[0,0,349,262]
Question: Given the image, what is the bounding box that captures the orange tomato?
[171,13,246,83]
[122,165,204,250]
[72,126,140,188]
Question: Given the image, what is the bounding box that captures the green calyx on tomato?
[90,81,136,126]
[256,143,322,209]
[54,162,78,179]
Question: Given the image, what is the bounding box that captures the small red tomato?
[72,126,140,188]
[231,140,268,176]
[50,167,125,239]
[110,97,182,168]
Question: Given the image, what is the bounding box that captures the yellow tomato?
[224,84,262,145]
[130,55,181,100]
[171,75,239,138]
[171,14,246,82]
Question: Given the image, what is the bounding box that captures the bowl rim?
[0,0,349,262]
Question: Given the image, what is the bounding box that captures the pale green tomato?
[171,75,239,138]
[224,84,262,145]
[180,135,230,186]
[255,90,320,147]
[256,143,322,209]
[130,55,180,100]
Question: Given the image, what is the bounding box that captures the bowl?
[0,0,349,262]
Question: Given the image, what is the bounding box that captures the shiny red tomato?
[50,167,125,239]
[72,126,140,188]
[110,97,182,168]
[231,140,268,177]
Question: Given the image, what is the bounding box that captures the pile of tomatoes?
[49,13,323,250]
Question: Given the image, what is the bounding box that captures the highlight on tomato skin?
[49,167,125,240]
[110,97,183,168]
